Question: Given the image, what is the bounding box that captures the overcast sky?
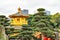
[0,0,60,16]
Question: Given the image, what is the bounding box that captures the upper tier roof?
[9,7,29,18]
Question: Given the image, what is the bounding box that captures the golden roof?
[9,7,29,18]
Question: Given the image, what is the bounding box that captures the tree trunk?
[42,34,44,40]
[0,26,7,40]
[31,38,34,40]
[0,27,2,40]
[55,32,59,40]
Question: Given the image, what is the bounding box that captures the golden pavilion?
[9,7,29,26]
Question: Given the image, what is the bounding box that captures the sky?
[0,0,60,16]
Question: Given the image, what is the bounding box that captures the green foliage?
[51,12,60,28]
[27,14,33,26]
[16,24,34,40]
[37,8,45,11]
[22,24,33,34]
[0,15,10,40]
[31,8,54,37]
[0,15,10,26]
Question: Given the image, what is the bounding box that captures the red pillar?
[43,36,48,40]
[48,38,51,40]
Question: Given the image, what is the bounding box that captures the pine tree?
[0,15,10,40]
[32,8,54,38]
[17,24,34,40]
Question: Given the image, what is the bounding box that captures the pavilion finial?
[18,7,21,13]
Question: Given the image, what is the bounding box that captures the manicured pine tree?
[0,15,10,40]
[32,8,54,39]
